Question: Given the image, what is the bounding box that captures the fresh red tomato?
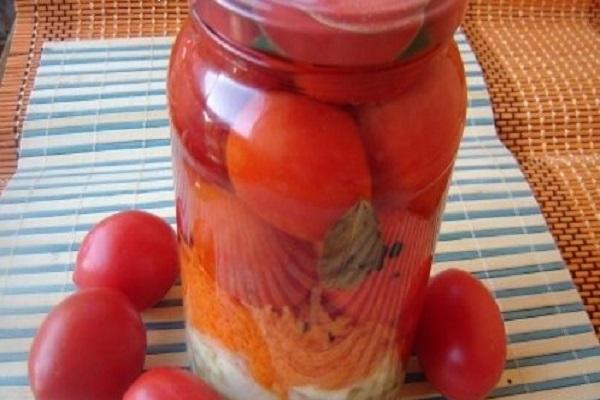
[191,181,317,309]
[124,367,222,400]
[416,269,507,400]
[359,43,466,216]
[424,0,468,46]
[227,92,372,242]
[73,210,179,311]
[28,288,146,400]
[262,1,426,66]
[323,210,435,325]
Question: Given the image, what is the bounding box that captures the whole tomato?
[262,0,426,66]
[359,43,466,216]
[73,210,179,311]
[227,92,371,242]
[416,269,507,400]
[124,367,222,400]
[28,288,146,400]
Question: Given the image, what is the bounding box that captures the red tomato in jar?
[409,165,453,216]
[191,181,317,309]
[416,269,507,400]
[262,0,427,66]
[294,46,440,105]
[124,367,222,400]
[168,20,231,186]
[73,210,179,311]
[323,210,435,325]
[359,43,466,216]
[169,20,292,186]
[28,288,146,400]
[227,92,372,242]
[425,0,468,46]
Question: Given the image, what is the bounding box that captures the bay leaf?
[317,200,386,289]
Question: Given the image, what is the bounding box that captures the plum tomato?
[191,181,317,310]
[262,1,426,66]
[124,367,222,400]
[73,210,179,311]
[358,43,466,215]
[323,210,435,326]
[416,269,507,400]
[227,92,372,243]
[424,0,468,46]
[28,288,146,400]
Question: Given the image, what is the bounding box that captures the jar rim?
[191,0,465,67]
[213,0,430,26]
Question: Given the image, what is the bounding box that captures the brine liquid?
[169,16,466,400]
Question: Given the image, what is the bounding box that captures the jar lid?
[191,0,467,67]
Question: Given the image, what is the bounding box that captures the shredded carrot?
[180,243,281,394]
[181,241,397,395]
[251,290,397,390]
[180,180,401,395]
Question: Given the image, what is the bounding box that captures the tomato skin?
[168,20,231,187]
[73,210,179,311]
[294,46,440,105]
[124,367,222,400]
[168,20,292,187]
[227,92,371,242]
[28,288,146,400]
[358,43,465,216]
[408,165,452,217]
[424,0,468,45]
[416,269,507,400]
[262,1,426,66]
[191,181,317,309]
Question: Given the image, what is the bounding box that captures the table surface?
[0,32,600,399]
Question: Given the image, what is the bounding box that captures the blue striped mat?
[1,32,599,399]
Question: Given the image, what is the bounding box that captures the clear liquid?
[168,17,466,399]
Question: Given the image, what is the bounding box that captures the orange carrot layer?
[251,291,397,390]
[180,243,280,393]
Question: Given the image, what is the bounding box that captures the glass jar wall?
[168,1,467,398]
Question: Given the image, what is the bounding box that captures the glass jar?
[168,1,467,398]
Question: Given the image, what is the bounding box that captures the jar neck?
[190,13,451,104]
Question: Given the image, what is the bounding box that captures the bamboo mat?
[0,31,600,399]
[1,0,600,342]
[462,0,600,337]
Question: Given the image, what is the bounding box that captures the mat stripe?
[0,32,598,399]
